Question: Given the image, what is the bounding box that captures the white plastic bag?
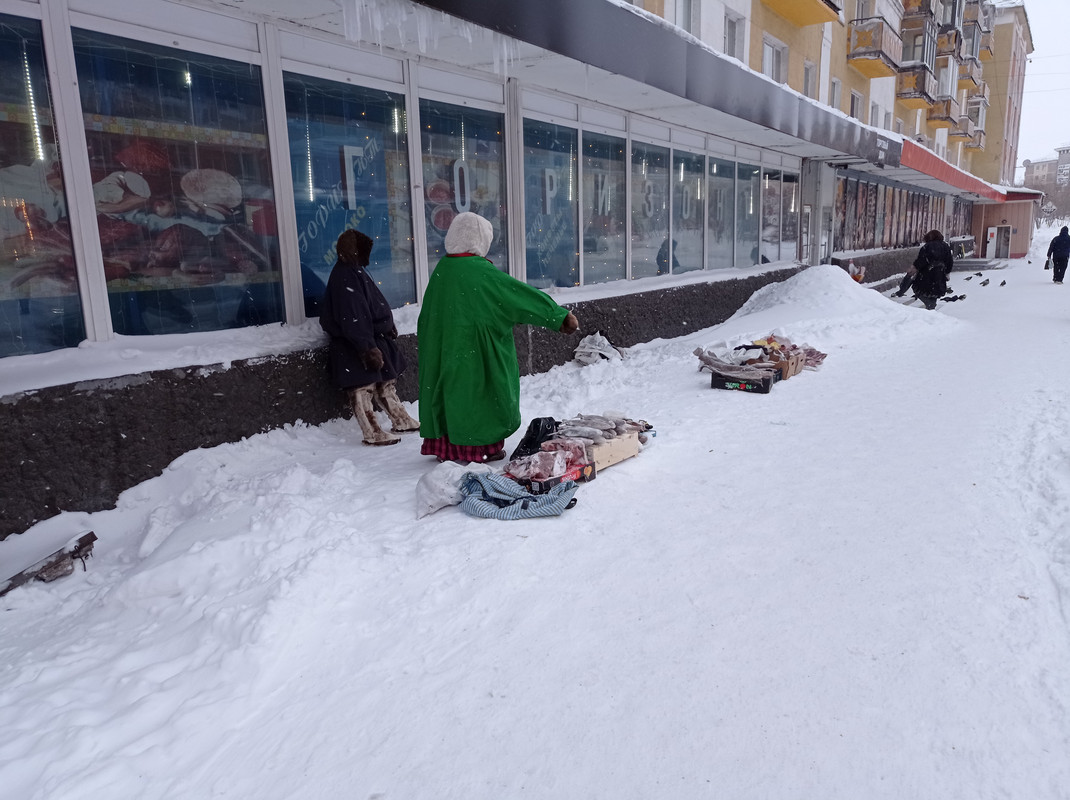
[415,461,493,518]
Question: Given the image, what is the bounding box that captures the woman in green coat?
[417,212,579,464]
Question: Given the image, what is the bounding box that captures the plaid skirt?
[421,435,505,464]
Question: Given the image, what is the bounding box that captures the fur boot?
[374,380,420,433]
[349,386,401,446]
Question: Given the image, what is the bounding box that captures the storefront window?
[706,157,735,270]
[419,100,507,272]
[284,74,413,314]
[72,30,283,336]
[0,14,83,356]
[522,119,578,288]
[761,168,781,263]
[671,151,704,274]
[736,163,761,266]
[781,172,799,262]
[581,132,627,285]
[631,141,669,279]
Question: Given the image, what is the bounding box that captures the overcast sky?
[1015,0,1068,169]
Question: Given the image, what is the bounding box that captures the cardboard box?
[590,431,641,472]
[789,351,805,377]
[512,462,596,494]
[711,372,774,393]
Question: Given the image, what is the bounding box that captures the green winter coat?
[417,254,570,445]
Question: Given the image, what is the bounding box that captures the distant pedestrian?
[1047,226,1070,284]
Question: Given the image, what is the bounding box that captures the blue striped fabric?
[458,472,578,520]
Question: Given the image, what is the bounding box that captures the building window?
[671,151,705,274]
[283,74,414,314]
[419,100,508,273]
[850,91,865,120]
[581,132,627,285]
[884,111,892,129]
[678,0,695,34]
[724,12,744,61]
[0,14,83,356]
[895,118,904,134]
[522,119,578,288]
[73,28,284,337]
[630,141,669,280]
[761,168,782,263]
[853,0,872,20]
[736,163,761,267]
[870,102,880,126]
[762,37,787,83]
[829,78,842,111]
[803,62,817,99]
[707,157,735,270]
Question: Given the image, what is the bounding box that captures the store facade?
[0,0,1031,539]
[0,0,897,360]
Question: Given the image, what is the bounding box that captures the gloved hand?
[559,312,579,335]
[361,347,384,371]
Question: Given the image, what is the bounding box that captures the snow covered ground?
[3,227,1070,799]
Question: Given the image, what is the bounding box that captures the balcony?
[965,130,986,150]
[847,17,903,78]
[967,80,990,104]
[979,30,995,60]
[897,65,937,109]
[965,0,994,32]
[762,0,840,26]
[927,96,961,128]
[958,57,983,88]
[902,0,935,18]
[937,27,963,60]
[948,116,976,142]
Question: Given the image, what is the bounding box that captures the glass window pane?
[781,172,799,262]
[671,150,704,274]
[761,168,782,263]
[0,14,83,356]
[419,100,507,272]
[631,141,669,279]
[736,163,761,266]
[522,119,578,288]
[73,30,283,335]
[284,73,413,314]
[706,157,734,270]
[581,131,626,285]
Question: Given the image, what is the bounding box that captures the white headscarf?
[444,212,493,257]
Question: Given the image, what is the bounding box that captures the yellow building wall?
[748,4,833,102]
[972,22,1018,184]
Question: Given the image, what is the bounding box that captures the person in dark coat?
[320,229,418,446]
[1047,226,1070,284]
[910,229,955,310]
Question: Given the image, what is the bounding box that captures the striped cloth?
[459,471,578,520]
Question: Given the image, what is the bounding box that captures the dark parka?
[320,247,406,390]
[912,237,954,299]
[1047,227,1070,261]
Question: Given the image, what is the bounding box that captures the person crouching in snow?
[320,229,419,446]
[417,212,579,464]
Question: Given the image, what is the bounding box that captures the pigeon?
[1000,280,1006,286]
[974,272,983,277]
[980,278,990,286]
[964,275,973,281]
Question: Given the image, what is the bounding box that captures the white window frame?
[849,90,865,120]
[803,61,816,99]
[762,36,787,84]
[829,77,842,111]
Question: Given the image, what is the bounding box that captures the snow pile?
[3,231,1070,798]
